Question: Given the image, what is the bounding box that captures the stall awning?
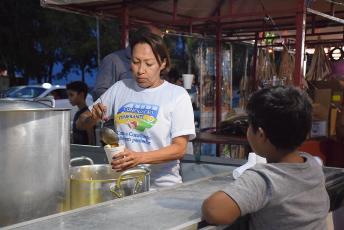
[41,0,344,37]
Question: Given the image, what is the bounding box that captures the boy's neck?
[268,150,304,163]
[278,151,305,163]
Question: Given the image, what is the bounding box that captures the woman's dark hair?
[130,32,170,74]
[246,86,312,151]
[66,81,88,99]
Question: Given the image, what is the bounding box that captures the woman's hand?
[110,136,189,171]
[76,102,107,130]
[91,102,108,121]
[111,148,143,171]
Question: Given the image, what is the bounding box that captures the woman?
[77,32,195,187]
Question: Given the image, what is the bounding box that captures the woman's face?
[131,43,166,88]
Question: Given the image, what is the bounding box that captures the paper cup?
[182,74,194,89]
[104,145,125,164]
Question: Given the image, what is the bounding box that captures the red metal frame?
[223,30,344,43]
[215,9,222,157]
[173,0,178,22]
[121,3,129,48]
[137,7,299,25]
[252,32,259,90]
[215,24,222,130]
[294,0,306,87]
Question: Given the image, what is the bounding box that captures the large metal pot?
[68,164,150,210]
[0,99,70,227]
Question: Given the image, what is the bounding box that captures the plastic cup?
[182,74,194,89]
[104,145,125,164]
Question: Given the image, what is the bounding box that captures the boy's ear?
[257,127,267,141]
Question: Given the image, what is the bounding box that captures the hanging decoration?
[306,46,332,81]
[278,48,295,85]
[256,49,277,87]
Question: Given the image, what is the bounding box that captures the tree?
[0,0,70,83]
[0,0,39,83]
[99,19,121,60]
[59,17,121,82]
[58,15,97,82]
[0,0,121,85]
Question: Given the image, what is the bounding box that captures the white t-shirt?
[93,79,196,187]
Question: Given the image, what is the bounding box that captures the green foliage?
[57,13,98,82]
[0,0,39,82]
[99,19,121,60]
[0,0,120,84]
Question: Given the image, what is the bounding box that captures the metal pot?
[0,98,70,226]
[68,164,150,210]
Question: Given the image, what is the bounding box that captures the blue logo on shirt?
[115,102,159,132]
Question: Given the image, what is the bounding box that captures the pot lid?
[0,99,62,111]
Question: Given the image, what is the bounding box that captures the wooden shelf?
[194,132,248,146]
[193,132,250,157]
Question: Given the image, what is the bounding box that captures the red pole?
[215,23,222,157]
[121,3,129,48]
[173,0,178,21]
[215,24,222,129]
[294,0,306,87]
[228,0,232,15]
[252,32,258,90]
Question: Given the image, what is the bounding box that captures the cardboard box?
[309,80,343,107]
[314,88,331,109]
[311,104,329,137]
[311,120,328,138]
[312,103,329,120]
[330,108,338,136]
[311,88,332,137]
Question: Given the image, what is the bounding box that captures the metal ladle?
[99,98,119,145]
[100,121,119,145]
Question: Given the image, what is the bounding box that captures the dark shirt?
[72,107,94,145]
[92,47,132,100]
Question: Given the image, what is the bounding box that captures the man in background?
[92,25,163,100]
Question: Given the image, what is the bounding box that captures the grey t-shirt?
[223,153,330,230]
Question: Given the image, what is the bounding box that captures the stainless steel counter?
[4,171,236,230]
[5,166,344,230]
[4,145,344,230]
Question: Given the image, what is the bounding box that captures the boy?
[67,81,95,145]
[202,86,330,229]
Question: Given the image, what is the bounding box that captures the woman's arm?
[111,135,188,171]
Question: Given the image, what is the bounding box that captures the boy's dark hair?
[246,86,312,151]
[130,32,170,74]
[66,81,88,99]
